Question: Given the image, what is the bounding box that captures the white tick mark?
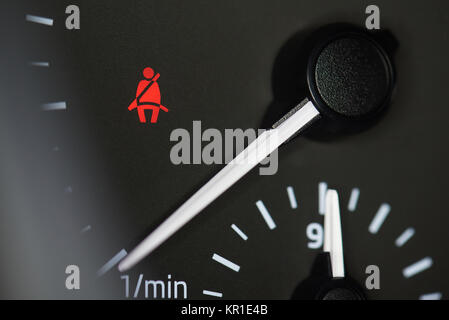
[286,186,298,209]
[318,182,327,215]
[255,200,276,230]
[42,101,67,111]
[395,227,415,247]
[368,203,390,234]
[26,14,53,26]
[419,292,442,300]
[80,225,91,234]
[29,61,50,67]
[97,249,127,277]
[212,253,240,272]
[347,188,360,212]
[231,224,248,241]
[202,290,223,298]
[402,257,433,278]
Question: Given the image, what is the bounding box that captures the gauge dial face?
[1,0,448,300]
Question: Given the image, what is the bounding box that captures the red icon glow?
[128,67,168,123]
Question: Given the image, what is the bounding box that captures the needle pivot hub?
[318,278,365,300]
[307,27,396,124]
[291,253,365,300]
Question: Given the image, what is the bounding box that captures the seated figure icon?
[128,67,169,123]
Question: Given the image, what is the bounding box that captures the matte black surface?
[314,36,390,117]
[306,26,396,129]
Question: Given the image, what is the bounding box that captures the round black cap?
[307,30,395,122]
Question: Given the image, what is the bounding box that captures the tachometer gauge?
[0,0,448,301]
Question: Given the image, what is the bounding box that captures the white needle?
[323,189,345,278]
[118,100,320,272]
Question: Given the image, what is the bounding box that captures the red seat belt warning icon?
[128,67,168,123]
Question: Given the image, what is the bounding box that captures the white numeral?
[306,223,323,249]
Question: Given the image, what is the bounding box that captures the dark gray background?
[0,0,448,299]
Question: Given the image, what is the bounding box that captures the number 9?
[306,223,323,249]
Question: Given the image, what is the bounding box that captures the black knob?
[307,29,395,123]
[291,253,366,300]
